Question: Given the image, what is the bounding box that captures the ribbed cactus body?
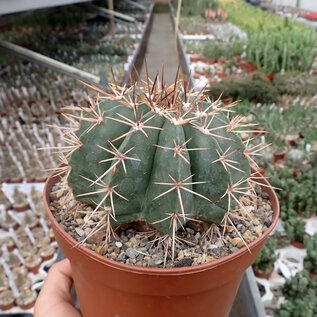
[66,87,251,235]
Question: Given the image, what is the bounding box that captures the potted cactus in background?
[304,233,317,276]
[284,214,306,249]
[252,238,279,279]
[275,272,317,317]
[43,70,279,317]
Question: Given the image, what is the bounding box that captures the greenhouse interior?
[0,0,317,316]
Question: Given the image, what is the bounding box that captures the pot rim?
[44,169,279,276]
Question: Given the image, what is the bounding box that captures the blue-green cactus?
[60,78,252,237]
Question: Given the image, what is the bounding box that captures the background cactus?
[286,148,305,168]
[304,233,317,274]
[57,72,259,241]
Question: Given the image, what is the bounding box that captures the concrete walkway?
[140,13,179,85]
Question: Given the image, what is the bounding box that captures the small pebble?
[254,225,263,237]
[211,248,221,257]
[231,237,244,248]
[242,230,253,243]
[230,247,239,253]
[147,259,157,267]
[84,228,92,236]
[177,250,184,260]
[76,218,84,225]
[252,219,260,226]
[75,227,85,237]
[121,235,128,242]
[126,248,138,259]
[255,185,262,195]
[255,207,266,219]
[215,240,223,248]
[186,228,194,234]
[175,258,193,267]
[130,237,139,247]
[110,252,117,259]
[86,231,105,244]
[155,259,163,265]
[264,216,272,227]
[261,192,269,200]
[117,252,126,261]
[237,224,246,234]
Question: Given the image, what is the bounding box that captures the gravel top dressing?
[50,182,273,268]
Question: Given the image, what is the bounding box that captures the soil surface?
[50,182,273,268]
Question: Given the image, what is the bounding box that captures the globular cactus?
[57,71,261,243]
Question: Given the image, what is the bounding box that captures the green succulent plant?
[247,29,317,73]
[304,233,317,274]
[219,0,312,34]
[267,165,316,220]
[275,272,317,317]
[273,72,317,96]
[179,0,220,18]
[203,40,245,62]
[255,105,317,151]
[207,72,278,104]
[218,0,317,74]
[275,296,316,317]
[284,215,306,243]
[282,271,311,300]
[252,238,278,272]
[57,75,255,247]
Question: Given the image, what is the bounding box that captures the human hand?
[34,259,81,317]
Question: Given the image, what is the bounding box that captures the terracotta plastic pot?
[273,148,287,163]
[44,171,279,317]
[254,267,274,279]
[266,72,275,82]
[12,203,30,212]
[8,177,23,184]
[291,240,305,249]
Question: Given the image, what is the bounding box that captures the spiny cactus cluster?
[54,68,265,248]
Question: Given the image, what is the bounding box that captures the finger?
[34,259,81,317]
[42,259,74,303]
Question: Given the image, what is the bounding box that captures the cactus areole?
[62,76,253,237]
